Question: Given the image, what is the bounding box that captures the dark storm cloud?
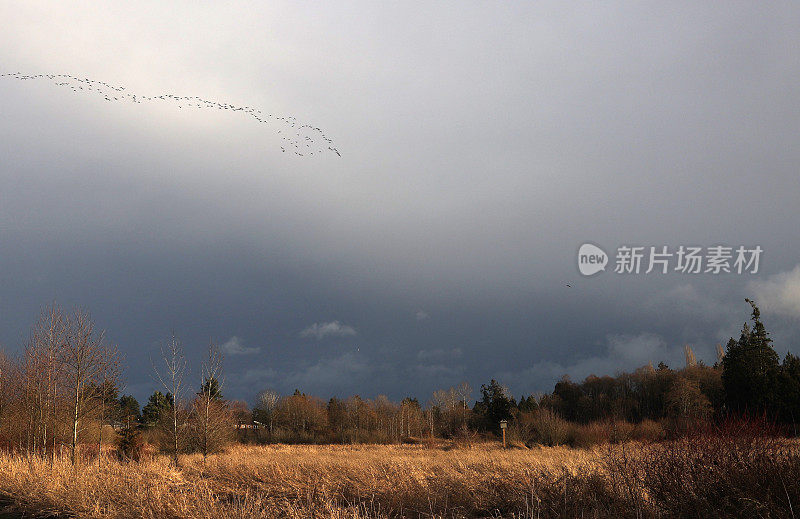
[1,2,799,403]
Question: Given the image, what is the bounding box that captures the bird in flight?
[0,71,341,158]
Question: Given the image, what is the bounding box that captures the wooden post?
[499,420,507,449]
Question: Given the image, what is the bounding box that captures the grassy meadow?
[0,443,613,518]
[1,434,799,518]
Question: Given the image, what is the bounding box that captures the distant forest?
[1,298,799,462]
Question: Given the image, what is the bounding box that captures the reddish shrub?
[605,416,800,518]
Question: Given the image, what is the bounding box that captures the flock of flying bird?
[0,72,340,157]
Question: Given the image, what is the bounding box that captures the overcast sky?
[2,2,800,405]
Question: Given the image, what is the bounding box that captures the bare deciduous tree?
[399,397,424,438]
[195,340,228,463]
[254,389,280,436]
[431,386,464,436]
[684,344,697,368]
[153,334,187,467]
[96,377,120,468]
[456,381,472,425]
[24,304,67,460]
[61,309,120,466]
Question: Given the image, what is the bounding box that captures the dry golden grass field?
[0,443,613,518]
[1,438,799,518]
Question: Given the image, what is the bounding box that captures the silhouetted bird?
[1,71,341,157]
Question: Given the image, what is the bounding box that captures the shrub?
[572,421,611,448]
[506,412,536,444]
[632,419,665,442]
[118,425,144,462]
[524,409,574,446]
[571,420,640,448]
[609,420,634,443]
[605,416,800,517]
[453,423,479,448]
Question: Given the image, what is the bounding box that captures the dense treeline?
[233,298,800,445]
[534,299,800,434]
[1,298,799,461]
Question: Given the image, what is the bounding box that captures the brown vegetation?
[0,443,611,518]
[0,435,798,518]
[604,419,800,518]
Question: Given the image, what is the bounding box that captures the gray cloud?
[413,363,465,383]
[286,352,371,390]
[1,2,799,403]
[299,321,357,340]
[240,367,279,388]
[417,348,462,362]
[232,352,374,398]
[751,265,800,318]
[220,336,260,356]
